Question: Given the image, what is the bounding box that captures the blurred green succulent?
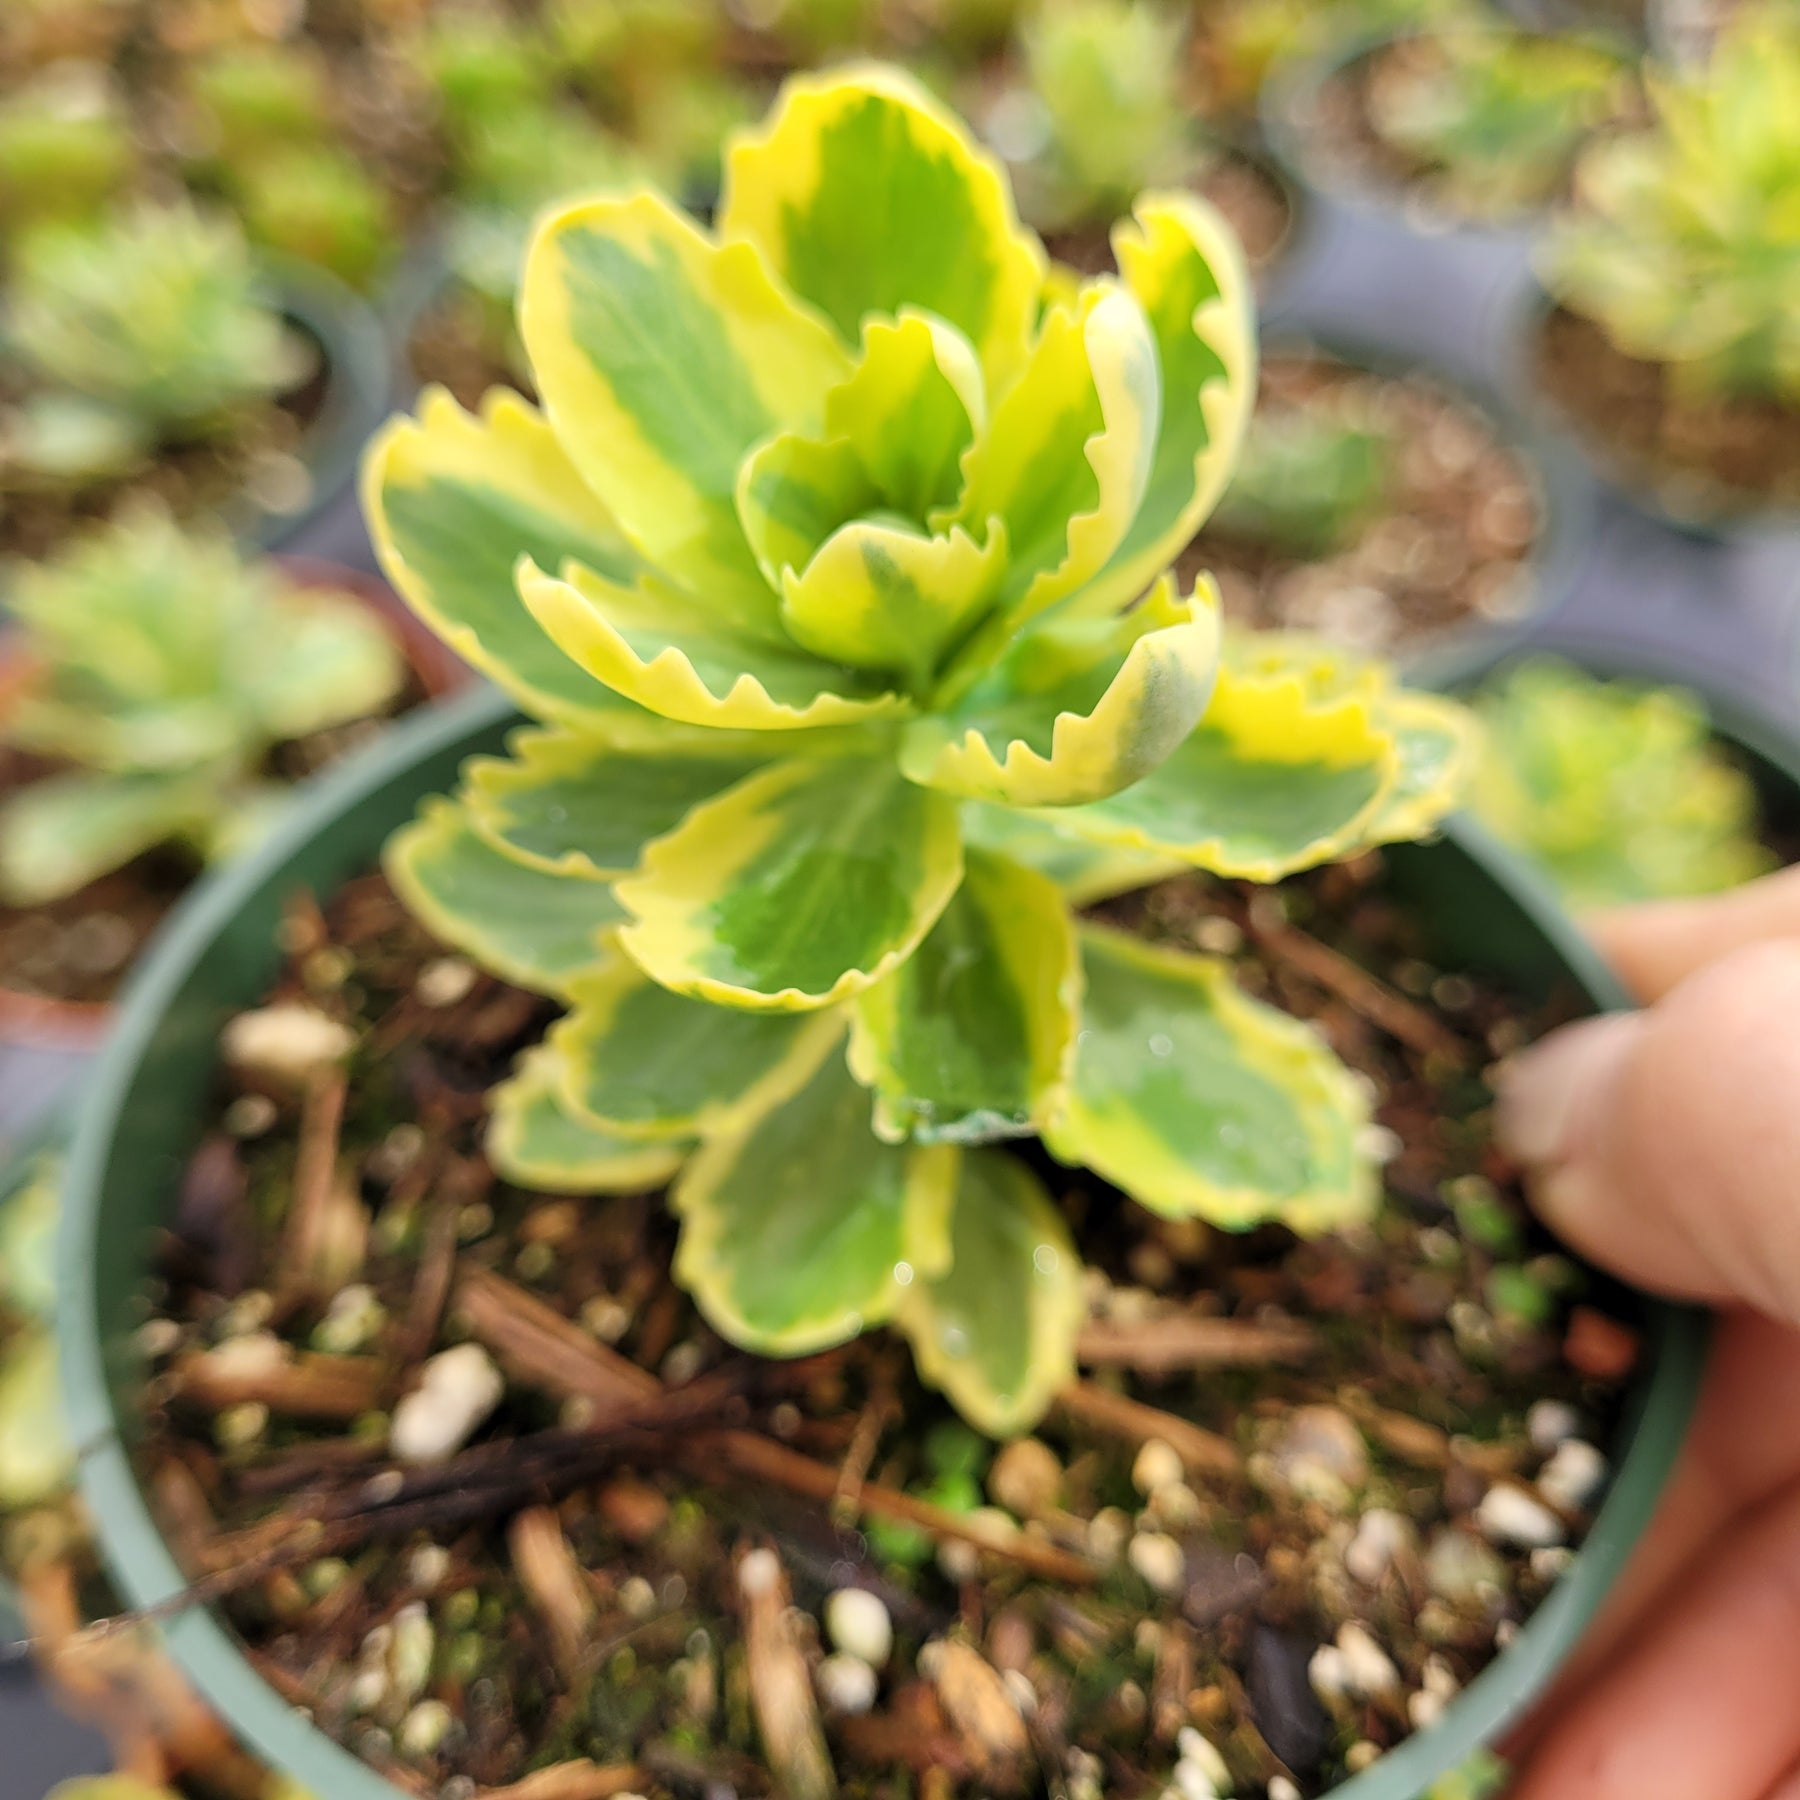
[0,1152,69,1512]
[1210,407,1393,555]
[1,202,311,486]
[0,506,406,907]
[546,0,722,102]
[408,9,554,144]
[186,40,333,163]
[1368,27,1632,220]
[0,69,134,236]
[1008,0,1193,229]
[1541,9,1800,401]
[1469,657,1775,909]
[230,143,397,290]
[366,65,1474,1434]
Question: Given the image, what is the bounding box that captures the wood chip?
[736,1545,836,1800]
[923,1640,1029,1789]
[170,1347,384,1422]
[1056,1382,1240,1478]
[1077,1313,1315,1377]
[475,1760,648,1800]
[279,1070,350,1300]
[509,1505,598,1681]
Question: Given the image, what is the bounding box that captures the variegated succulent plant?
[0,506,406,907]
[1540,7,1800,402]
[367,66,1473,1434]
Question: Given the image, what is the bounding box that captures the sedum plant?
[1,202,310,486]
[0,71,134,236]
[229,144,396,291]
[1469,657,1774,909]
[0,506,405,908]
[1007,0,1194,228]
[1367,27,1631,220]
[185,40,334,164]
[366,66,1473,1434]
[1541,9,1800,401]
[1209,406,1393,556]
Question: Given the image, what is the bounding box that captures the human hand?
[1494,864,1800,1800]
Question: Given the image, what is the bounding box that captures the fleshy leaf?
[672,1037,958,1355]
[462,726,773,879]
[487,1044,689,1193]
[615,754,965,1011]
[1046,925,1374,1231]
[0,771,213,907]
[718,64,1046,390]
[385,797,620,996]
[1064,194,1257,617]
[362,388,656,731]
[826,310,986,517]
[897,1150,1085,1437]
[736,430,878,591]
[1050,660,1399,880]
[961,802,1187,905]
[548,959,845,1140]
[952,281,1160,631]
[1368,690,1480,843]
[778,516,1009,680]
[520,557,911,732]
[848,847,1080,1144]
[519,190,853,633]
[902,576,1220,807]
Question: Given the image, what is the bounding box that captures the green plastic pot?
[58,681,1707,1800]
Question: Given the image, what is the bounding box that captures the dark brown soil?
[407,288,533,413]
[0,322,331,565]
[1532,304,1800,521]
[1185,350,1542,652]
[124,853,1636,1799]
[1046,151,1295,287]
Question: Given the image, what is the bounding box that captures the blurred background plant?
[1468,656,1776,907]
[1209,406,1396,556]
[0,68,136,240]
[1366,26,1633,218]
[0,202,311,493]
[1541,5,1800,403]
[0,506,405,909]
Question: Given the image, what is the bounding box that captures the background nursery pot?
[1199,318,1601,659]
[59,683,1707,1800]
[0,558,467,1051]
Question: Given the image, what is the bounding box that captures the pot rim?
[57,682,1708,1800]
[1225,310,1605,665]
[0,561,467,1050]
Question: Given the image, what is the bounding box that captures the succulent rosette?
[365,66,1473,1432]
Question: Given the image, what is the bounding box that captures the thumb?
[1495,940,1800,1327]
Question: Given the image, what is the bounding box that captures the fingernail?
[1493,1012,1643,1168]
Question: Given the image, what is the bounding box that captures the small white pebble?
[222,1004,356,1090]
[348,1666,388,1714]
[1530,1545,1576,1581]
[1344,1741,1380,1773]
[815,1651,878,1715]
[388,1602,435,1704]
[1407,1688,1446,1730]
[937,1538,981,1584]
[1537,1439,1608,1513]
[1132,1437,1186,1496]
[660,1339,707,1386]
[134,1318,183,1360]
[223,1092,279,1138]
[215,1291,275,1339]
[1475,1482,1567,1550]
[580,1296,631,1343]
[1148,1481,1205,1533]
[1269,1778,1302,1800]
[1424,1527,1506,1607]
[1176,1727,1232,1792]
[215,1401,269,1448]
[1495,1619,1521,1649]
[1421,1654,1459,1699]
[391,1344,504,1466]
[1088,1506,1132,1563]
[1128,1531,1187,1597]
[1308,1644,1350,1705]
[1528,1399,1582,1454]
[415,956,477,1008]
[989,1436,1063,1516]
[824,1587,892,1667]
[1175,1763,1219,1800]
[737,1547,781,1598]
[398,1698,453,1758]
[1002,1668,1038,1717]
[1335,1622,1401,1699]
[1345,1508,1416,1588]
[1264,1406,1368,1510]
[619,1576,657,1620]
[408,1545,452,1592]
